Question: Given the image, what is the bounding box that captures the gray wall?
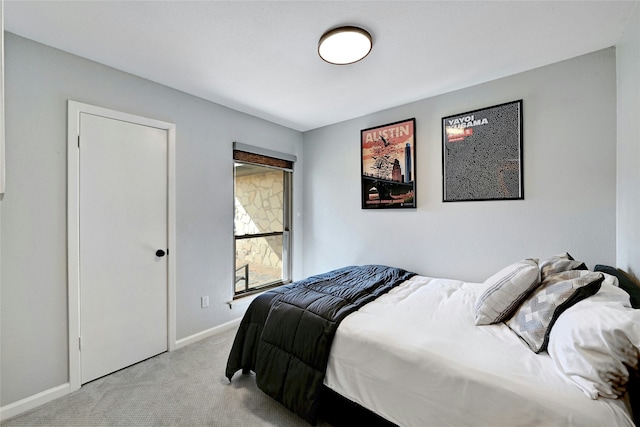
[302,48,618,282]
[616,4,640,278]
[0,33,304,406]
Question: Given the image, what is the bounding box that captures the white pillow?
[591,274,631,306]
[547,287,640,399]
[474,258,540,325]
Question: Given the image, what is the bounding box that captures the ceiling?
[4,1,638,132]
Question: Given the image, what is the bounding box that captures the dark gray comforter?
[225,264,415,424]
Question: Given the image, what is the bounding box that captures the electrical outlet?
[201,295,209,308]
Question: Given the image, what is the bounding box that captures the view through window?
[233,150,292,297]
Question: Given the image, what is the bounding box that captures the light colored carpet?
[1,325,333,427]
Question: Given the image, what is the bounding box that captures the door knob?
[156,249,166,257]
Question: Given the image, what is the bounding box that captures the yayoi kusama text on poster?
[442,100,523,202]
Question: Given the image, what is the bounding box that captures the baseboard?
[0,383,70,422]
[1,320,241,421]
[174,317,241,350]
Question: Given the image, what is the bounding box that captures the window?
[233,146,293,297]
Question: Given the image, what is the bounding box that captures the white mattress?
[324,275,634,427]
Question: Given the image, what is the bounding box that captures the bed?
[225,257,640,426]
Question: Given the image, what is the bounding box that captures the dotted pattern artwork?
[442,100,523,201]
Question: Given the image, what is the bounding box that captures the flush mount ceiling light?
[318,26,372,65]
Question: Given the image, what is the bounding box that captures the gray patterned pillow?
[505,270,604,353]
[474,258,540,325]
[539,252,587,281]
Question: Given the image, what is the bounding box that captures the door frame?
[67,100,176,392]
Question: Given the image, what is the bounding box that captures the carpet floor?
[1,325,334,427]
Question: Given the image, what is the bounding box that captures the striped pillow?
[540,252,587,281]
[474,258,540,325]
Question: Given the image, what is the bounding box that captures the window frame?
[233,145,294,298]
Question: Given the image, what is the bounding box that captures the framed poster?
[442,100,523,202]
[361,118,416,209]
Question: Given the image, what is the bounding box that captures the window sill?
[227,280,292,310]
[226,292,264,311]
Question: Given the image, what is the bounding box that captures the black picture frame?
[361,118,416,209]
[442,100,523,202]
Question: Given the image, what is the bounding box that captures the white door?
[79,112,168,384]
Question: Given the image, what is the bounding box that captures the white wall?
[302,48,618,282]
[0,33,304,407]
[616,4,640,278]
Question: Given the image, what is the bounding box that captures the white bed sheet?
[324,275,634,427]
